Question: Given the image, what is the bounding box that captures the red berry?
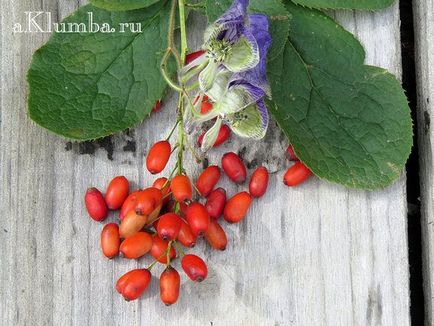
[200,96,213,114]
[153,177,170,204]
[198,124,231,148]
[157,213,182,241]
[119,210,147,239]
[150,235,176,264]
[120,232,153,259]
[134,187,163,216]
[105,176,129,210]
[286,145,299,161]
[205,219,228,250]
[181,254,208,282]
[160,267,181,306]
[205,188,226,219]
[196,165,221,197]
[186,202,210,237]
[193,95,213,114]
[146,141,171,174]
[116,269,151,301]
[170,175,192,203]
[100,223,120,259]
[224,192,251,223]
[85,188,108,222]
[185,50,205,64]
[283,162,312,187]
[119,190,140,220]
[152,100,162,113]
[177,218,197,248]
[249,167,269,198]
[221,152,247,184]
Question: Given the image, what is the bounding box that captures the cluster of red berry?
[83,49,312,304]
[84,138,274,305]
[84,139,312,306]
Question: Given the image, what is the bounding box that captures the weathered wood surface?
[413,1,434,325]
[0,1,410,325]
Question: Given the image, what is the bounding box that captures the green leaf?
[268,3,412,189]
[91,0,161,11]
[290,0,395,10]
[205,0,231,21]
[28,1,173,140]
[205,0,290,60]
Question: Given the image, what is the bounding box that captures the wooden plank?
[413,1,434,324]
[0,1,409,325]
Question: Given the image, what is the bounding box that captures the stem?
[167,0,182,68]
[147,260,159,271]
[184,135,202,163]
[147,245,171,270]
[174,201,180,215]
[176,102,185,175]
[166,120,180,141]
[166,241,173,267]
[160,55,183,92]
[161,0,190,206]
[173,241,186,256]
[192,181,203,197]
[178,0,188,63]
[170,144,179,154]
[162,192,173,200]
[160,0,183,91]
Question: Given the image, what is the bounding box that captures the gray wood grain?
[0,1,410,325]
[413,1,434,325]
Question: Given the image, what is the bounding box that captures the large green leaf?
[205,0,290,60]
[268,3,412,189]
[28,1,172,140]
[91,0,161,11]
[290,0,395,9]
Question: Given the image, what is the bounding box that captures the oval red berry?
[221,152,247,184]
[196,165,221,197]
[157,213,182,241]
[85,188,108,222]
[146,141,171,174]
[105,176,129,210]
[181,254,208,282]
[224,191,252,224]
[186,202,210,237]
[283,162,312,187]
[100,223,120,259]
[160,267,180,306]
[205,188,226,219]
[249,166,269,198]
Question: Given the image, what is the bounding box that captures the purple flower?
[181,0,272,150]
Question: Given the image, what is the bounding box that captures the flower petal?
[224,33,260,72]
[206,70,232,102]
[229,14,272,96]
[201,117,223,151]
[207,71,266,116]
[204,0,249,45]
[226,100,269,139]
[199,60,218,92]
